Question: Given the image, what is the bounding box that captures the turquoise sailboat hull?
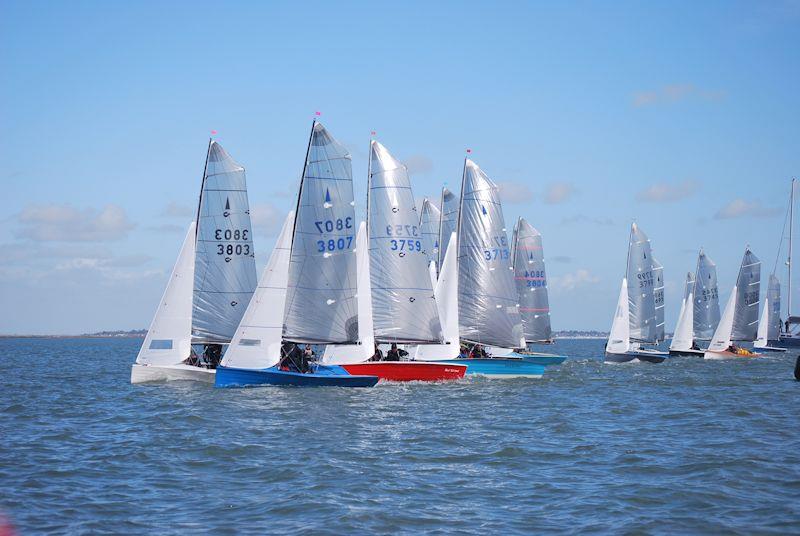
[215,364,379,388]
[451,358,545,378]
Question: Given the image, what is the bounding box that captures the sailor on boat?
[384,344,408,361]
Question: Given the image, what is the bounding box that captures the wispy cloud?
[636,180,699,203]
[15,204,135,242]
[714,199,781,219]
[497,181,534,204]
[404,154,434,175]
[560,215,614,226]
[544,182,577,204]
[159,201,193,218]
[632,84,726,108]
[250,203,286,236]
[550,269,600,291]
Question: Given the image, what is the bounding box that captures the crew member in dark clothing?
[279,342,311,373]
[469,344,487,359]
[204,344,222,369]
[369,343,383,362]
[385,343,408,361]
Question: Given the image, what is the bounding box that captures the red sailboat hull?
[341,361,466,382]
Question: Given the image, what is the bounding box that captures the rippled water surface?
[2,337,799,534]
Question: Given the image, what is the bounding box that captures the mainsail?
[457,159,523,348]
[731,248,761,341]
[626,223,658,343]
[368,140,442,344]
[767,274,781,341]
[653,256,665,343]
[419,198,441,269]
[684,271,696,303]
[137,223,196,366]
[283,122,359,344]
[192,141,258,344]
[437,187,458,271]
[693,250,720,340]
[513,217,552,343]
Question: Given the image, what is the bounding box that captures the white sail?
[221,211,295,370]
[283,122,358,344]
[754,297,770,349]
[627,223,658,343]
[192,141,258,344]
[694,250,720,340]
[412,232,461,361]
[437,187,458,271]
[707,285,737,353]
[136,223,196,366]
[419,198,441,269]
[731,248,761,341]
[457,159,523,348]
[321,222,376,365]
[606,278,631,354]
[653,256,665,343]
[367,141,442,344]
[513,218,552,343]
[670,292,695,352]
[767,274,781,341]
[428,261,438,292]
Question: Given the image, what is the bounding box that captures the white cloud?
[404,155,434,175]
[16,204,135,242]
[250,203,285,236]
[636,180,699,203]
[632,84,726,108]
[497,181,534,204]
[714,199,781,219]
[159,202,193,218]
[550,269,600,291]
[544,182,576,204]
[561,215,613,226]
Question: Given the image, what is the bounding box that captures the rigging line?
[772,185,791,275]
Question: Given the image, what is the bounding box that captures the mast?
[789,178,795,320]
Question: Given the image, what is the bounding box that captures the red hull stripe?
[341,362,466,382]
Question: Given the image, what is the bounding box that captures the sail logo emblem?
[230,301,238,307]
[224,198,231,217]
[481,205,488,216]
[323,189,332,208]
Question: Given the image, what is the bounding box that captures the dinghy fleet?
[131,121,795,387]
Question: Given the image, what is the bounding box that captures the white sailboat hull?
[131,363,216,384]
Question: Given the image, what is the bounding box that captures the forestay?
[626,223,658,343]
[438,187,458,271]
[192,141,258,344]
[513,217,552,343]
[283,122,359,344]
[731,248,761,342]
[419,198,441,269]
[368,141,442,344]
[693,250,720,340]
[136,223,196,366]
[457,159,523,348]
[221,211,295,370]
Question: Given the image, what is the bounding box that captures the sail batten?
[283,122,359,344]
[367,141,442,344]
[191,141,258,344]
[457,159,523,348]
[513,218,552,343]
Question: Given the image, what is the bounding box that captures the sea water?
[1,337,799,534]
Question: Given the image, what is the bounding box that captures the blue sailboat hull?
[452,358,545,378]
[214,365,379,388]
[516,353,567,366]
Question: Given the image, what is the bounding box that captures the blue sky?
[1,0,798,334]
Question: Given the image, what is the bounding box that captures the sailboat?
[214,121,380,387]
[419,197,441,273]
[669,250,721,357]
[321,140,466,381]
[775,179,800,347]
[754,277,787,352]
[605,223,669,363]
[442,159,545,377]
[704,247,762,359]
[131,140,258,383]
[507,218,566,366]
